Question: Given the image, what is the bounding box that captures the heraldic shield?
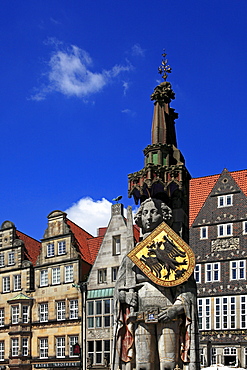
[128,222,195,287]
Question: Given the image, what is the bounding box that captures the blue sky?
[1,0,247,239]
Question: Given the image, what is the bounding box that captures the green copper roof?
[87,288,114,299]
[8,293,32,301]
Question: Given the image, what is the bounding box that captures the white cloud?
[30,41,133,101]
[122,81,129,95]
[121,108,136,117]
[131,44,145,57]
[65,197,113,236]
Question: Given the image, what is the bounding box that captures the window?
[3,276,10,292]
[40,270,48,287]
[230,260,246,280]
[56,337,65,358]
[0,341,4,360]
[0,309,4,326]
[8,252,15,265]
[12,305,19,324]
[194,264,201,283]
[198,298,210,330]
[113,236,121,255]
[65,265,73,283]
[22,305,29,323]
[58,241,66,255]
[11,338,19,356]
[200,226,208,240]
[215,296,236,329]
[87,340,111,365]
[211,348,217,365]
[205,263,220,282]
[69,336,79,357]
[217,223,232,237]
[218,194,233,208]
[243,221,247,235]
[47,243,55,257]
[52,267,60,285]
[39,338,48,358]
[87,299,112,329]
[70,300,78,319]
[39,303,48,322]
[57,301,66,321]
[0,254,4,267]
[13,275,21,291]
[22,338,28,356]
[241,296,247,329]
[98,269,107,284]
[112,267,119,282]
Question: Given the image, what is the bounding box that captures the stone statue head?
[134,198,172,235]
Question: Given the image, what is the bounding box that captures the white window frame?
[0,309,4,327]
[0,341,4,361]
[243,221,247,235]
[217,223,233,237]
[69,335,79,357]
[52,267,61,285]
[218,194,233,208]
[194,264,201,283]
[13,274,21,291]
[22,338,28,356]
[198,298,211,330]
[211,348,217,365]
[0,254,4,267]
[22,305,29,323]
[240,296,247,329]
[113,236,121,255]
[39,338,48,358]
[112,267,119,282]
[11,338,19,357]
[98,269,107,284]
[65,265,73,283]
[58,241,66,255]
[12,305,19,324]
[8,252,15,266]
[47,243,55,257]
[2,276,10,293]
[40,270,48,287]
[205,263,220,282]
[39,303,48,322]
[57,301,66,321]
[56,337,65,358]
[70,300,78,319]
[215,296,236,330]
[230,260,246,280]
[87,299,112,329]
[200,226,208,240]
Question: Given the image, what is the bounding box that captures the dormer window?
[218,194,233,208]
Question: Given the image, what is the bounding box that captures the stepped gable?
[66,218,94,265]
[189,169,247,227]
[16,230,41,265]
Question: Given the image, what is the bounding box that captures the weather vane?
[158,51,172,81]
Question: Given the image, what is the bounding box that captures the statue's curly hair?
[134,198,173,228]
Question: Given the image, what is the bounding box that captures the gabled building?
[190,169,247,367]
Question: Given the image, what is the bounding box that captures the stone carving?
[112,198,199,370]
[151,81,175,104]
[211,237,239,251]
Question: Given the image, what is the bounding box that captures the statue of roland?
[112,198,199,370]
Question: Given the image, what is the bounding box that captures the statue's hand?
[158,305,183,322]
[118,290,138,308]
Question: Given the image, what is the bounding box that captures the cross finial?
[158,50,172,81]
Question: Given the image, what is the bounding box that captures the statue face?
[141,200,163,233]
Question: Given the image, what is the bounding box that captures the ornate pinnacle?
[151,51,175,104]
[158,51,172,81]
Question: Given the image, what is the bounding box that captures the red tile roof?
[66,219,94,265]
[189,169,247,227]
[87,236,104,264]
[16,230,41,266]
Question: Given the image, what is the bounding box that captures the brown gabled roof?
[66,219,94,265]
[189,169,247,227]
[87,235,104,264]
[16,230,41,266]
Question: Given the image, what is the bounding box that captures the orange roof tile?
[189,169,247,227]
[87,236,104,264]
[66,219,94,265]
[16,230,41,266]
